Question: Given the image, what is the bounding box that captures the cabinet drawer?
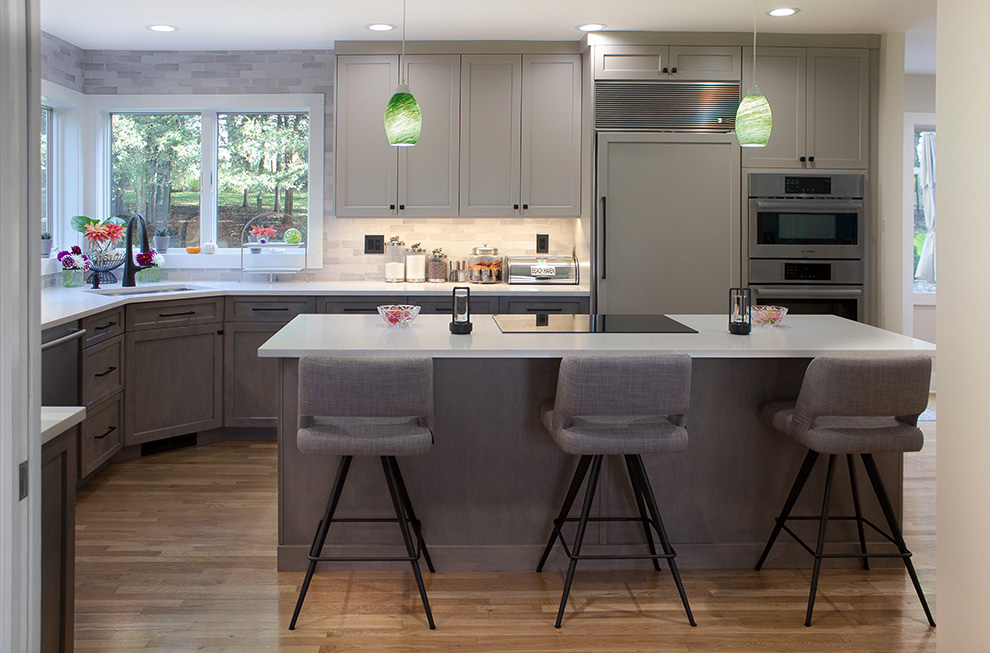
[319,296,407,314]
[416,296,496,315]
[126,297,223,330]
[80,335,124,407]
[81,308,124,348]
[498,297,590,314]
[79,394,123,479]
[225,296,316,322]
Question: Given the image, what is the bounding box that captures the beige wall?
[936,0,990,647]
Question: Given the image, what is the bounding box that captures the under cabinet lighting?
[577,23,607,32]
[767,7,800,17]
[366,23,397,31]
[146,24,179,32]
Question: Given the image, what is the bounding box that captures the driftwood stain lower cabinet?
[41,426,76,653]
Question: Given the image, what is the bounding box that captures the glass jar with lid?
[384,236,406,283]
[468,244,503,284]
[427,248,448,283]
[405,243,427,283]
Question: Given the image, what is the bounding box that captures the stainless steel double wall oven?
[747,173,867,321]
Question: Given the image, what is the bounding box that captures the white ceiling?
[41,0,936,74]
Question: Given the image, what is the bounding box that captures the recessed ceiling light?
[577,23,607,32]
[767,7,800,17]
[146,24,179,32]
[366,23,397,31]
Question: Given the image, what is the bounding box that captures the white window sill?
[913,291,936,306]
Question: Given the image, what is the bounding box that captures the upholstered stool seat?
[537,354,696,628]
[288,355,437,631]
[755,354,935,628]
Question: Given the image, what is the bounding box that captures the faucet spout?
[121,213,152,287]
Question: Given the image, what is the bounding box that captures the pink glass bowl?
[752,305,788,327]
[377,304,421,328]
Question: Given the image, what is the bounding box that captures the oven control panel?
[784,262,832,281]
[749,259,865,285]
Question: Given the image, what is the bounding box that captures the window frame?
[40,80,86,275]
[85,93,324,270]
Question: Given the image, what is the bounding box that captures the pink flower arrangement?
[250,225,277,239]
[56,245,92,271]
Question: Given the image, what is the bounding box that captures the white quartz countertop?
[41,280,590,329]
[258,314,937,359]
[41,406,86,446]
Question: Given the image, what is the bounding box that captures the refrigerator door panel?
[596,133,741,315]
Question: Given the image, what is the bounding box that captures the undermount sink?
[84,284,207,297]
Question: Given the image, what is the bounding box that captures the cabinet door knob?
[399,204,405,210]
[389,204,396,210]
[661,67,669,74]
[671,66,678,73]
[522,203,529,210]
[513,204,519,210]
[799,156,807,163]
[808,156,815,163]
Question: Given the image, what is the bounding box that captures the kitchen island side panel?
[277,356,905,571]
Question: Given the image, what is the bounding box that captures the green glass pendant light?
[735,0,773,148]
[384,0,421,146]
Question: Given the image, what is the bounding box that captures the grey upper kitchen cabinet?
[593,45,741,81]
[596,132,741,315]
[460,54,581,217]
[335,54,460,218]
[742,47,869,169]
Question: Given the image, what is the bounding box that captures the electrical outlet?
[536,234,550,254]
[364,234,385,254]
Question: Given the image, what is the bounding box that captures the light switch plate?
[536,234,549,254]
[364,235,385,254]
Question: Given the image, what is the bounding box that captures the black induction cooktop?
[493,313,698,334]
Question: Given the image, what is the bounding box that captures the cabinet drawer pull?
[343,307,378,313]
[94,366,117,378]
[94,321,118,331]
[158,310,196,318]
[527,307,563,312]
[95,425,116,440]
[251,306,290,312]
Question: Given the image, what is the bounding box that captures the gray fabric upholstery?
[542,354,691,455]
[297,356,434,457]
[763,355,931,454]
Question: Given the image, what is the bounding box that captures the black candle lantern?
[729,287,752,335]
[449,286,473,334]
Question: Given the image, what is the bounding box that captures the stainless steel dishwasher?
[41,322,85,406]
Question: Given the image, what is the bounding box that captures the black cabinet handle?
[808,156,815,163]
[671,66,678,73]
[513,204,519,210]
[251,306,289,312]
[94,321,117,331]
[343,307,378,313]
[799,156,807,163]
[217,329,224,336]
[94,366,117,378]
[601,196,607,281]
[399,204,405,210]
[662,67,669,73]
[522,203,529,210]
[389,204,396,210]
[95,425,116,440]
[159,310,195,318]
[527,307,563,312]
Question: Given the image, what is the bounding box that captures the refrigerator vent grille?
[595,81,740,131]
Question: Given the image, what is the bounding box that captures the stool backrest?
[551,354,692,432]
[792,355,931,430]
[298,356,433,420]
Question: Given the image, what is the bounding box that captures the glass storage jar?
[385,236,406,282]
[468,244,503,284]
[405,243,427,283]
[427,248,448,282]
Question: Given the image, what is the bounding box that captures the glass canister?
[405,243,427,283]
[385,236,406,283]
[427,248,448,283]
[468,244,503,283]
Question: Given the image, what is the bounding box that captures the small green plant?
[41,231,53,240]
[155,227,169,237]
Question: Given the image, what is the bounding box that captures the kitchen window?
[92,94,324,268]
[41,106,54,239]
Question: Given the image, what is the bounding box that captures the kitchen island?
[260,314,935,571]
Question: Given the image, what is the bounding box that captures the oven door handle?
[751,199,864,211]
[752,287,863,299]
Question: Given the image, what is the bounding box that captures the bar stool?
[536,354,696,628]
[755,354,936,627]
[288,355,436,631]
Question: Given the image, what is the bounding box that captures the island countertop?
[258,313,936,359]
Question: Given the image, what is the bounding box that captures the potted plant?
[55,245,91,287]
[154,227,170,253]
[41,231,53,258]
[135,249,165,283]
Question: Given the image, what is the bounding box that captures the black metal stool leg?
[624,455,661,572]
[555,455,603,628]
[847,454,870,570]
[388,456,435,573]
[756,450,820,571]
[806,454,837,627]
[382,456,436,630]
[861,454,936,628]
[289,455,352,631]
[537,455,592,572]
[632,455,696,627]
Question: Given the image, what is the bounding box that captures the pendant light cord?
[752,0,758,84]
[400,0,408,85]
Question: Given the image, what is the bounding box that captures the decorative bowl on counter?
[752,305,788,327]
[377,304,421,328]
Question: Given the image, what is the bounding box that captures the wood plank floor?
[74,423,937,652]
